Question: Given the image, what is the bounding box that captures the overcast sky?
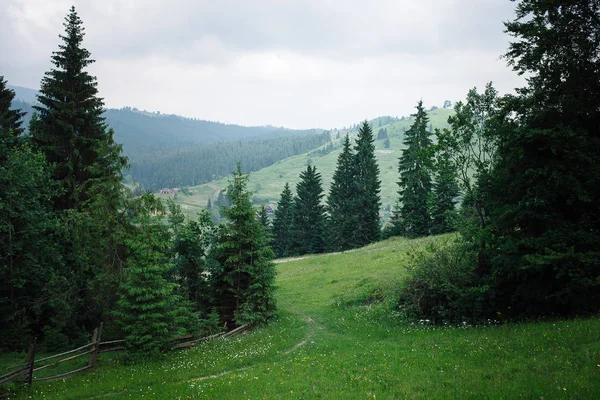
[1,0,525,129]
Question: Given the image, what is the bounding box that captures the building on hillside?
[265,204,275,214]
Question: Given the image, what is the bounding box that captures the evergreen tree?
[353,121,381,245]
[258,205,273,246]
[31,6,125,211]
[0,80,64,349]
[0,76,26,150]
[169,202,217,313]
[429,136,459,235]
[213,164,276,326]
[488,0,600,316]
[291,165,326,255]
[392,101,433,237]
[272,183,294,258]
[383,138,390,149]
[326,134,358,251]
[28,6,128,340]
[114,194,191,355]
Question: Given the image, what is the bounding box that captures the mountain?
[8,85,39,104]
[8,85,322,156]
[163,108,455,219]
[8,85,327,189]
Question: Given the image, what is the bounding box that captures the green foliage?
[398,237,490,323]
[0,143,62,350]
[31,7,112,211]
[272,183,294,257]
[0,77,26,143]
[429,132,459,235]
[114,194,192,355]
[129,132,331,190]
[8,236,599,399]
[326,135,358,251]
[213,164,277,326]
[22,7,130,342]
[169,201,217,313]
[486,0,600,317]
[393,100,433,237]
[291,165,326,255]
[353,121,382,245]
[257,205,272,246]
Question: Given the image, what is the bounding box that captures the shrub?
[398,237,492,323]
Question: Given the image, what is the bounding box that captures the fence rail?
[0,323,249,389]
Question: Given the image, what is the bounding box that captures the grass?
[158,109,454,219]
[3,235,599,399]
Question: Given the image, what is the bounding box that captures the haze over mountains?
[8,84,452,193]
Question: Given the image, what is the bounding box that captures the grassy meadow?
[3,235,599,399]
[157,108,454,219]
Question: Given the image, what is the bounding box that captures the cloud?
[0,0,524,128]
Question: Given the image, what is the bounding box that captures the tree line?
[2,0,599,354]
[128,131,331,190]
[0,7,276,354]
[269,0,600,321]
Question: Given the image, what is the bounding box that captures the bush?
[398,237,492,323]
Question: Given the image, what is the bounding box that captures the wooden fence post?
[89,323,103,367]
[88,327,98,367]
[24,337,37,384]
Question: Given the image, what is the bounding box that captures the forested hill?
[103,107,322,159]
[129,132,332,190]
[8,84,328,189]
[8,85,322,155]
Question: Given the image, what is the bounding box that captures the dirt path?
[192,316,320,382]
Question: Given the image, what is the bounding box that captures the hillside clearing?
[3,236,599,399]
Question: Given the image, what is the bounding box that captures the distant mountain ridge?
[8,84,323,156]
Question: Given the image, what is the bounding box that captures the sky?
[1,0,525,130]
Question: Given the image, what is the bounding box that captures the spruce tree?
[258,205,273,246]
[392,101,433,237]
[291,165,326,255]
[31,6,125,211]
[213,164,276,326]
[429,138,459,235]
[353,121,381,245]
[114,194,191,355]
[0,76,26,150]
[488,0,600,315]
[272,183,294,258]
[28,6,128,339]
[326,134,358,251]
[0,79,63,349]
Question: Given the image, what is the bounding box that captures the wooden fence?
[0,323,248,390]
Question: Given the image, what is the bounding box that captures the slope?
[162,107,454,217]
[6,235,599,399]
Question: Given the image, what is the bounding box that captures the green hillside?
[160,108,454,217]
[7,236,598,399]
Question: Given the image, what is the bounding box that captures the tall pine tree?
[0,79,63,349]
[31,6,125,211]
[272,183,294,258]
[291,165,326,255]
[213,164,276,326]
[393,101,433,237]
[29,6,128,339]
[326,134,358,251]
[430,135,459,235]
[488,0,600,316]
[0,76,26,150]
[353,121,381,245]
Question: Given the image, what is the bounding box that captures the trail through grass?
[3,236,600,399]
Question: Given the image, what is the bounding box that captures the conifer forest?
[1,1,599,398]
